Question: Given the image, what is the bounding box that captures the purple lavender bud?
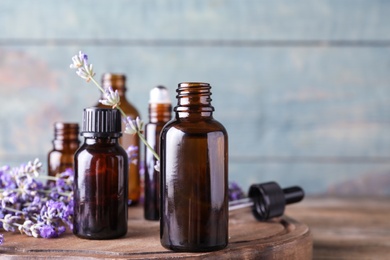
[47,200,63,211]
[18,220,34,236]
[56,178,66,192]
[80,52,88,63]
[2,214,20,232]
[39,225,58,238]
[228,181,246,201]
[57,226,66,235]
[60,168,74,179]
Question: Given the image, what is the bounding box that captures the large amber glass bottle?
[144,86,172,220]
[47,122,79,177]
[160,82,229,252]
[97,73,141,206]
[73,107,128,239]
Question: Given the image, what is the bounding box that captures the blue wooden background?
[0,0,389,196]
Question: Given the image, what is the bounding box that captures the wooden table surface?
[0,204,312,259]
[285,197,390,260]
[0,197,389,259]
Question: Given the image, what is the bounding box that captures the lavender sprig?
[0,159,74,244]
[70,51,160,162]
[99,86,120,108]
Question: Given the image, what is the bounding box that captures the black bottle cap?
[248,182,304,221]
[249,182,285,221]
[81,107,122,138]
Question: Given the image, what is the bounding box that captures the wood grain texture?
[0,206,312,259]
[286,198,390,260]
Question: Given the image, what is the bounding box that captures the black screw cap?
[81,107,122,138]
[248,182,304,221]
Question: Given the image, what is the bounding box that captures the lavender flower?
[60,198,74,230]
[57,168,74,192]
[99,86,120,108]
[23,158,43,178]
[39,224,63,239]
[0,166,15,189]
[18,219,34,236]
[69,51,87,69]
[55,178,66,192]
[228,181,246,201]
[30,223,43,238]
[24,196,42,213]
[0,234,4,245]
[124,116,143,135]
[69,51,95,82]
[0,160,74,242]
[126,145,138,165]
[1,214,21,232]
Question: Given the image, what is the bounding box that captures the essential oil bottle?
[144,86,172,220]
[160,82,229,252]
[73,107,128,239]
[47,122,79,177]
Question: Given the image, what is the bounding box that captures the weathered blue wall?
[0,0,389,196]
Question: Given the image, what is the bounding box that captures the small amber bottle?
[47,122,80,177]
[73,107,128,239]
[144,86,172,221]
[160,82,229,252]
[97,73,141,206]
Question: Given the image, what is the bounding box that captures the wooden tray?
[0,207,312,259]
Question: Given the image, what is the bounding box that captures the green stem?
[138,131,160,161]
[0,188,18,192]
[90,76,105,93]
[41,189,72,197]
[3,207,24,215]
[36,175,58,181]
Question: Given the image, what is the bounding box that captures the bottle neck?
[149,103,172,123]
[84,137,119,145]
[53,140,80,151]
[101,73,127,97]
[52,123,80,150]
[174,82,214,119]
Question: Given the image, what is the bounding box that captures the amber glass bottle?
[144,86,172,221]
[97,73,141,206]
[47,122,79,177]
[160,82,229,252]
[73,107,128,239]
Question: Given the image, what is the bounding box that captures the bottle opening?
[54,122,79,141]
[175,82,214,113]
[102,73,126,91]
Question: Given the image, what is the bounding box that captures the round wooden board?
[0,207,312,259]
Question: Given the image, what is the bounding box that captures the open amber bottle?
[47,122,79,177]
[160,82,229,252]
[73,107,128,239]
[97,73,141,206]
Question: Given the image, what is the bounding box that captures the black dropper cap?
[248,182,304,221]
[81,107,122,138]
